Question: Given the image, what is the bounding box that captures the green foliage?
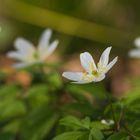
[47,72,63,89]
[24,84,50,108]
[121,86,140,123]
[0,74,61,140]
[21,111,59,140]
[90,128,104,140]
[52,82,140,140]
[53,131,88,140]
[60,116,91,130]
[1,72,140,140]
[0,59,140,140]
[53,116,105,140]
[63,83,107,117]
[0,75,140,140]
[0,85,26,121]
[107,132,128,140]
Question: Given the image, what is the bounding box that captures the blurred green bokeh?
[0,0,140,55]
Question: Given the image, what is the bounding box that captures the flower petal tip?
[62,72,66,77]
[55,40,59,45]
[106,46,112,51]
[115,56,118,61]
[44,28,52,33]
[134,37,140,48]
[80,52,90,55]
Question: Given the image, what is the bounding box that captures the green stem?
[105,92,118,131]
[39,64,45,74]
[36,63,46,75]
[117,104,124,131]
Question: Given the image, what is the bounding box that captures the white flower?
[129,37,140,58]
[7,29,59,68]
[62,47,118,84]
[101,119,114,125]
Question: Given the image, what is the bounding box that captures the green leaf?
[21,105,59,140]
[25,84,49,107]
[129,121,140,138]
[60,116,87,130]
[0,132,15,140]
[48,72,63,89]
[123,88,140,112]
[53,131,88,140]
[107,132,128,140]
[67,83,107,100]
[63,102,95,116]
[88,133,93,140]
[66,85,92,102]
[0,70,8,80]
[0,85,20,99]
[90,128,104,140]
[81,117,91,129]
[0,99,26,120]
[3,119,22,133]
[131,121,140,132]
[90,121,110,130]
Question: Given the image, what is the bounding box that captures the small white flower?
[62,47,118,84]
[129,37,140,58]
[101,119,114,125]
[7,29,59,68]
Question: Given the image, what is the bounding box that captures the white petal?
[38,29,52,49]
[7,51,25,61]
[101,119,114,125]
[99,47,112,67]
[92,74,106,82]
[7,50,37,63]
[46,40,59,56]
[134,37,140,48]
[62,72,83,81]
[14,38,38,63]
[106,56,118,73]
[101,120,107,124]
[80,52,97,72]
[14,38,35,53]
[39,40,59,61]
[128,49,140,58]
[62,72,93,84]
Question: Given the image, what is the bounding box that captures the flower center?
[82,73,93,81]
[92,70,98,76]
[33,52,39,59]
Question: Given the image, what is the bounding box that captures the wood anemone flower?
[7,29,59,68]
[129,37,140,58]
[62,47,118,84]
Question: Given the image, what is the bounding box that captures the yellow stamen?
[92,70,98,76]
[90,62,96,71]
[33,52,39,59]
[82,72,93,81]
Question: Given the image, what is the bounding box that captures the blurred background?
[0,0,140,140]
